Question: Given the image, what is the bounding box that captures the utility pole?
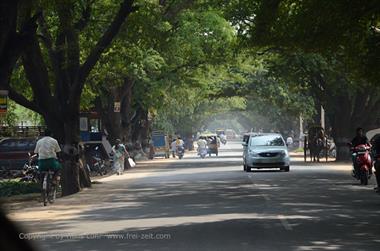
[321,106,325,129]
[299,115,304,148]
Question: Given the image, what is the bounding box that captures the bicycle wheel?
[49,183,57,203]
[42,174,48,206]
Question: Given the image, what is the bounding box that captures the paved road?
[8,141,380,251]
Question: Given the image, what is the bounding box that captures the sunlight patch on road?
[296,241,342,251]
[8,202,145,221]
[29,213,315,236]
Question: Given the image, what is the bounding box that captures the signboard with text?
[114,102,121,112]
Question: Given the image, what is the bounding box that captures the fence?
[0,126,45,138]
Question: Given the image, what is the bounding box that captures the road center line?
[248,174,293,231]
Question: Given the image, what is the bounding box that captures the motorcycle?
[219,134,227,145]
[20,153,39,183]
[351,144,372,185]
[177,146,185,159]
[87,146,108,176]
[198,147,208,159]
[220,138,227,145]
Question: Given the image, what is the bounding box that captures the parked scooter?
[20,153,39,183]
[87,146,107,176]
[350,144,372,185]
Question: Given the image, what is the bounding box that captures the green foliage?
[0,100,43,126]
[0,181,40,197]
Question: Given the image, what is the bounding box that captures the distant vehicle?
[0,137,37,170]
[367,128,380,143]
[151,132,170,158]
[243,133,290,172]
[199,147,207,159]
[349,144,372,185]
[200,133,219,156]
[242,132,258,146]
[177,145,185,159]
[215,129,225,136]
[225,129,238,140]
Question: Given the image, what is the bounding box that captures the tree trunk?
[96,78,135,144]
[326,93,354,161]
[45,110,90,196]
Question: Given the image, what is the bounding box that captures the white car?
[243,133,290,172]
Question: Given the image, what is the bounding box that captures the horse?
[308,127,326,162]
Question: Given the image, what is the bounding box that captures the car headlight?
[249,150,259,157]
[280,151,288,157]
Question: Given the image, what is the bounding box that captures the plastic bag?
[128,158,136,168]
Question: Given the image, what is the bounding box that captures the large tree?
[2,0,137,195]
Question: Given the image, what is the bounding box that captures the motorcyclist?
[176,137,185,154]
[197,137,208,154]
[351,127,370,147]
[219,133,227,144]
[371,136,380,193]
[350,127,372,176]
[34,129,62,184]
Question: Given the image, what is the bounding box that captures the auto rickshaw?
[151,131,170,159]
[201,133,220,156]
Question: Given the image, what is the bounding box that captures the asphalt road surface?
[8,141,380,251]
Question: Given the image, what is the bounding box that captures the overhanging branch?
[75,0,137,99]
[7,88,41,114]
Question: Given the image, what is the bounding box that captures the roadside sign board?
[0,90,9,115]
[114,102,121,112]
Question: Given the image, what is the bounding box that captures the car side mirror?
[242,143,248,147]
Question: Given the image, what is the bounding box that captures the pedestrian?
[171,139,177,158]
[286,136,293,146]
[112,139,129,175]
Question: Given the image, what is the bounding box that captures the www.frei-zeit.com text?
[19,232,172,241]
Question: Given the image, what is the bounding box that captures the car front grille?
[259,152,279,157]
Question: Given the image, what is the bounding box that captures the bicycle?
[41,169,58,206]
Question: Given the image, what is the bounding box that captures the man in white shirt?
[171,140,177,158]
[34,129,62,179]
[286,136,294,146]
[197,137,208,154]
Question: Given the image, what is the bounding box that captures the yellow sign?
[0,90,8,114]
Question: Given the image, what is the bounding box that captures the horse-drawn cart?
[304,126,330,162]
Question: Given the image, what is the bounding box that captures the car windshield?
[250,135,284,146]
